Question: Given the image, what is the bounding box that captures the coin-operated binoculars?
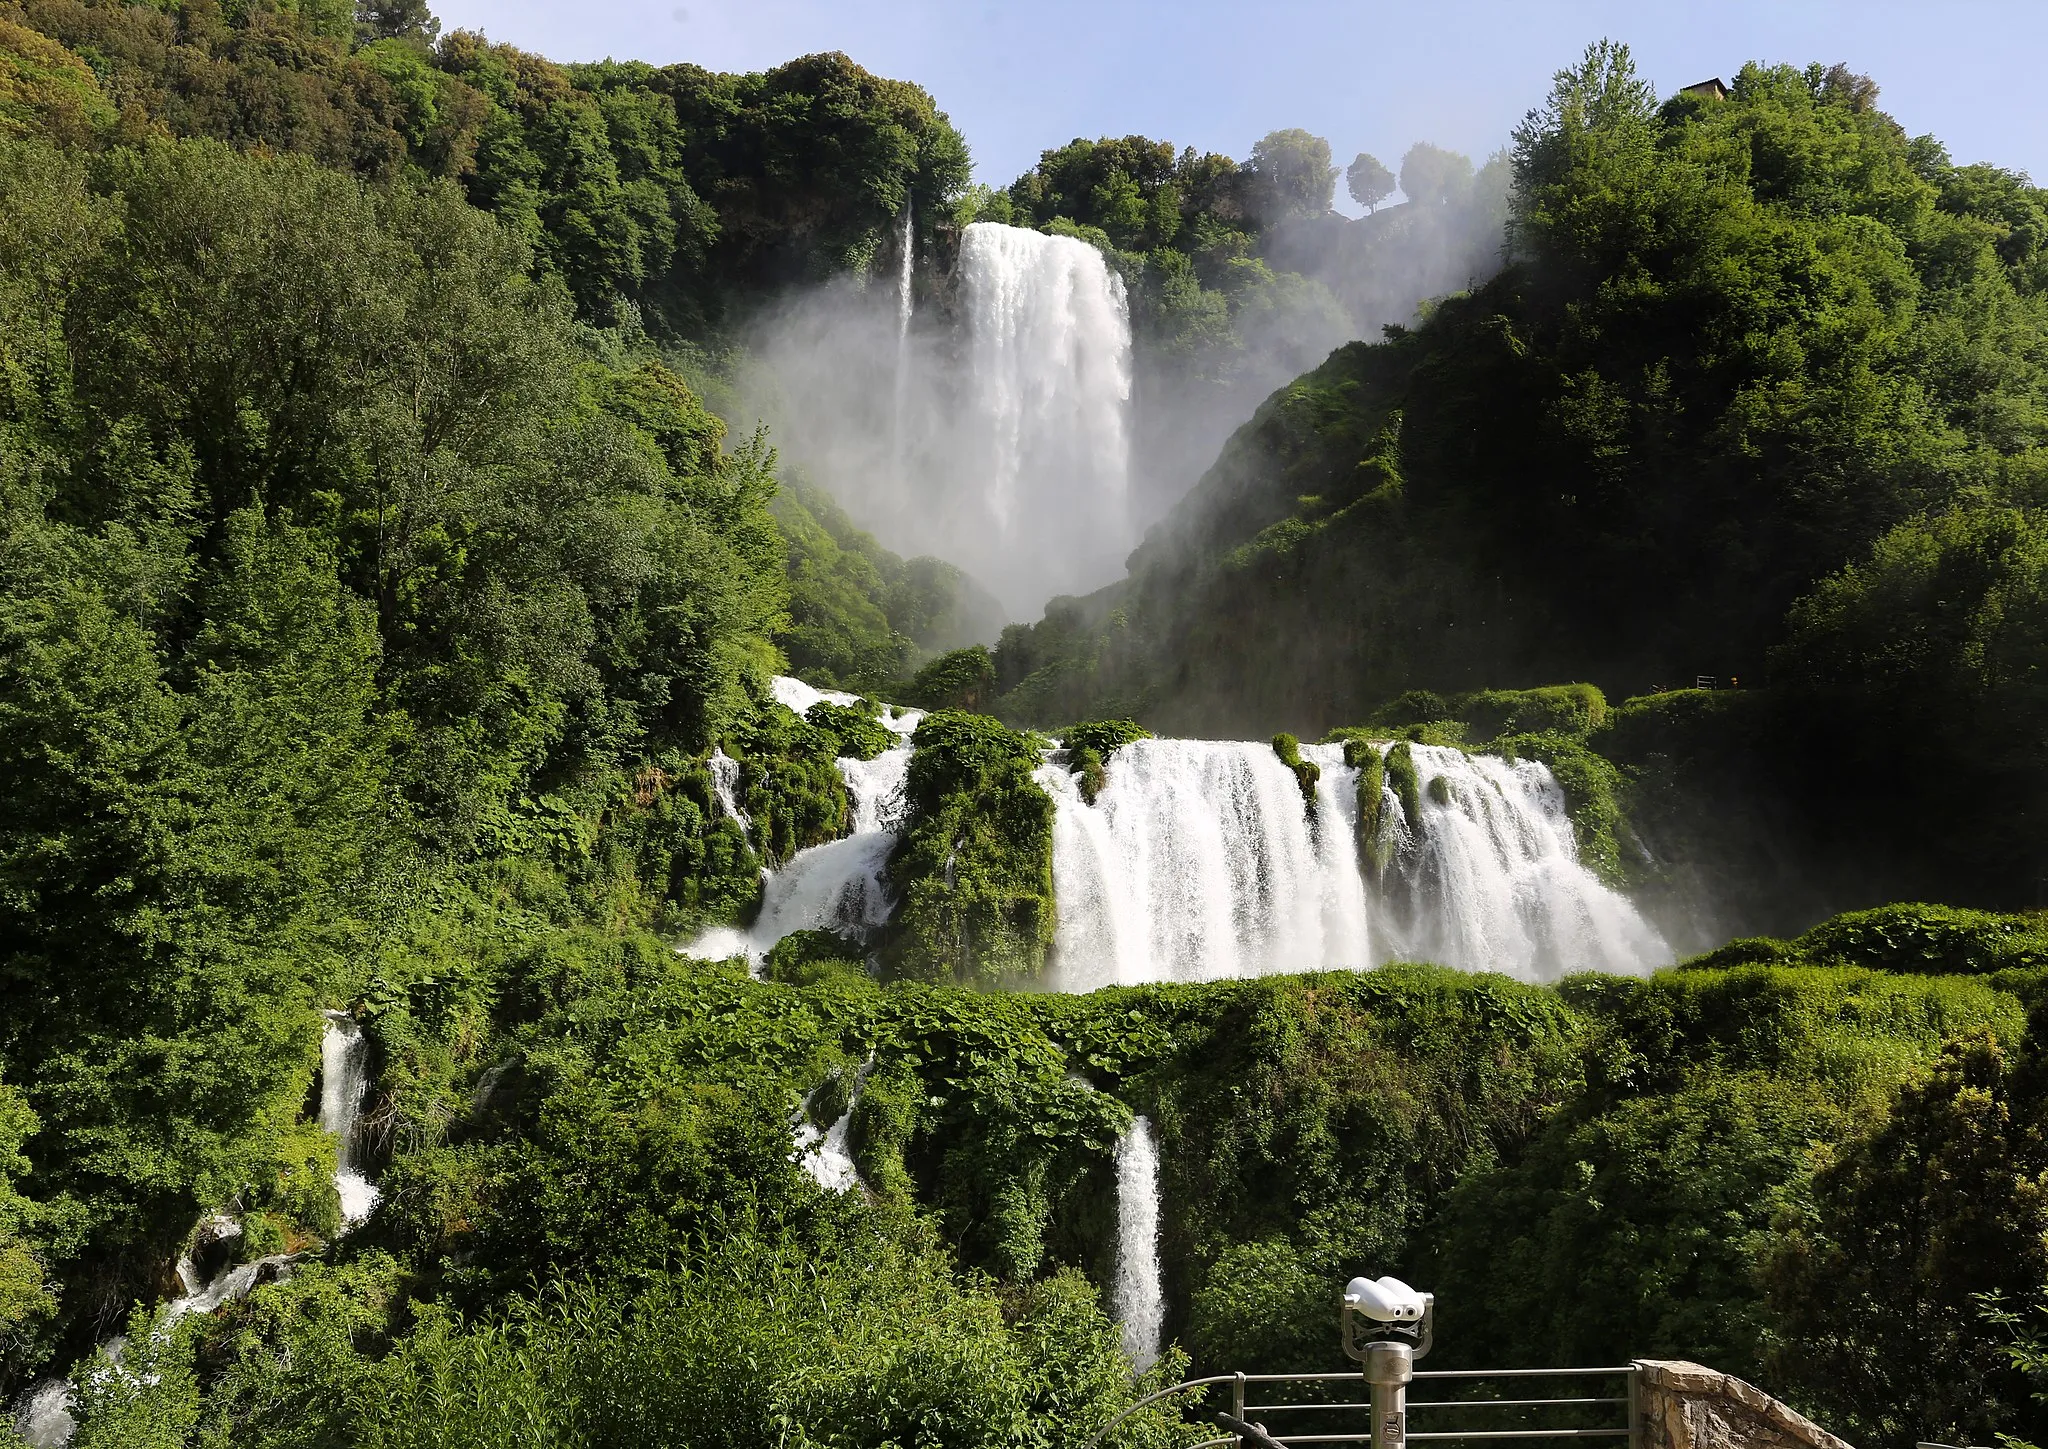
[1341,1276,1434,1449]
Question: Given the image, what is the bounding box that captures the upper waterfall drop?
[956,222,1133,613]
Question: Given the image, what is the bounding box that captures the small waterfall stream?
[12,1012,382,1446]
[1112,1116,1165,1371]
[320,1012,379,1226]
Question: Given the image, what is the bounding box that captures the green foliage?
[1270,732,1320,802]
[762,928,873,988]
[1682,902,2048,978]
[770,476,1002,693]
[805,699,894,762]
[1338,737,1390,875]
[904,645,998,712]
[1763,1029,2048,1445]
[883,713,1055,988]
[1421,967,2021,1386]
[0,7,968,333]
[1061,720,1150,804]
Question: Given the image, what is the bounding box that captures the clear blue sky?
[432,0,2048,207]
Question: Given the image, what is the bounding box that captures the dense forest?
[3,5,2048,1448]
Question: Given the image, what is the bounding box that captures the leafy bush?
[805,699,895,762]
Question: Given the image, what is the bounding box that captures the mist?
[732,136,1513,628]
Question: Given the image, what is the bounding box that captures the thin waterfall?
[793,1057,874,1193]
[892,203,914,484]
[1113,1115,1165,1370]
[320,1012,379,1226]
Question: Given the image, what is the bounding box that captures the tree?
[355,0,441,45]
[1396,142,1473,206]
[1246,128,1335,223]
[1345,152,1395,212]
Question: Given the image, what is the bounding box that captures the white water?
[1046,739,1665,985]
[708,748,749,829]
[320,1012,379,1226]
[955,222,1133,614]
[1041,740,1371,989]
[794,1058,873,1193]
[14,1380,77,1447]
[1112,1115,1165,1371]
[1371,744,1665,979]
[892,204,914,483]
[684,739,911,968]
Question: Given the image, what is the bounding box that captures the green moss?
[727,704,853,867]
[881,711,1057,988]
[1459,684,1608,741]
[1061,719,1151,760]
[1426,773,1454,806]
[1270,732,1320,802]
[1384,740,1422,827]
[1341,738,1390,875]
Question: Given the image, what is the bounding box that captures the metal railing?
[1092,1365,1639,1449]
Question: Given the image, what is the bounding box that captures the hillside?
[3,13,2048,1449]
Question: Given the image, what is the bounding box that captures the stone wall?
[1633,1361,1853,1449]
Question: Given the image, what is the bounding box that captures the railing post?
[1233,1372,1246,1449]
[1627,1363,1642,1449]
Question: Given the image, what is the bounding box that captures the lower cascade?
[701,679,1666,984]
[1112,1116,1165,1371]
[1043,737,1665,985]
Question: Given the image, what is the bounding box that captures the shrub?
[805,699,895,761]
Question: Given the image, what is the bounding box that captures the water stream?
[1112,1115,1165,1371]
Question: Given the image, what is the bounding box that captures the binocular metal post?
[1361,1341,1413,1449]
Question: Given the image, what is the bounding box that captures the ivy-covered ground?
[27,918,2048,1448]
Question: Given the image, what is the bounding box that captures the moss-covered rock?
[881,711,1056,987]
[1384,740,1422,828]
[1271,732,1320,803]
[804,698,895,761]
[1062,719,1150,804]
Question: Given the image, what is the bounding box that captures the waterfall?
[1372,744,1665,980]
[708,748,749,829]
[320,1012,379,1226]
[1112,1115,1165,1370]
[1039,740,1371,989]
[793,1058,874,1193]
[1045,738,1664,985]
[955,222,1133,614]
[684,683,917,968]
[14,1380,77,1448]
[892,204,914,483]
